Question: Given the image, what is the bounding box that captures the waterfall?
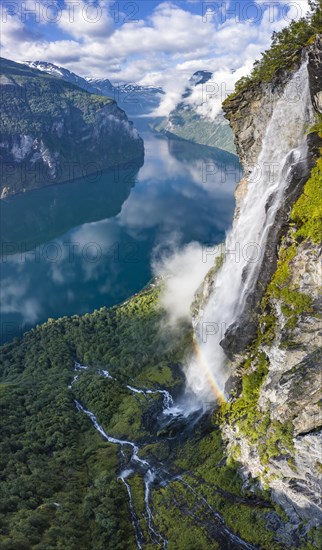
[186,61,315,403]
[71,362,259,548]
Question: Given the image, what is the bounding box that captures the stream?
[70,362,256,549]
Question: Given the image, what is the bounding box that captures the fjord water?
[0,118,240,344]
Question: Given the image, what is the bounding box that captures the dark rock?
[308,35,322,113]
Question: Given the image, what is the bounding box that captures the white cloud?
[58,0,114,40]
[0,0,313,116]
[152,241,217,328]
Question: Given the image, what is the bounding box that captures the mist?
[152,241,220,329]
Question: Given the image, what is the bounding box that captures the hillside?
[23,61,101,95]
[0,58,144,198]
[0,286,302,550]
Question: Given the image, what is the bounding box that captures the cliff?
[0,58,144,198]
[216,35,322,533]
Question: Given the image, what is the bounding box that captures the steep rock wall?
[221,39,322,355]
[218,36,322,530]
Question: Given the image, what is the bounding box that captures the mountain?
[85,76,114,95]
[87,78,164,115]
[23,60,101,94]
[153,70,237,155]
[0,8,321,550]
[0,58,144,198]
[22,61,164,115]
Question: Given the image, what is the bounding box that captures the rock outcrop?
[221,39,322,355]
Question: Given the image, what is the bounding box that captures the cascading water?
[70,362,256,548]
[119,469,144,550]
[186,60,315,402]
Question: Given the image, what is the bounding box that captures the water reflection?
[0,159,143,255]
[0,122,240,344]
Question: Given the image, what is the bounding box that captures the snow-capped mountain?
[87,78,164,115]
[2,58,144,198]
[22,61,164,115]
[85,77,115,96]
[23,61,100,94]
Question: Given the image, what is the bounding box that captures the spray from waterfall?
[186,60,315,403]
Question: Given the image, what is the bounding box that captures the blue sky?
[0,1,311,114]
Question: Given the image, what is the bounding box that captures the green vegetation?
[0,283,294,548]
[218,124,321,522]
[291,155,322,243]
[258,118,321,342]
[0,286,187,548]
[1,5,321,544]
[0,58,112,135]
[153,428,284,549]
[0,377,135,550]
[291,117,322,244]
[0,57,143,196]
[261,240,313,333]
[220,352,270,444]
[224,0,322,101]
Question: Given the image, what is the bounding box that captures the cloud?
[57,0,114,40]
[152,242,217,328]
[0,0,312,116]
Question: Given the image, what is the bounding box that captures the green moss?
[291,155,322,244]
[260,239,313,339]
[259,421,294,465]
[221,353,269,443]
[220,339,295,482]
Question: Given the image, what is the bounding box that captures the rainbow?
[191,338,226,404]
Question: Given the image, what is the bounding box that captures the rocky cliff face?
[0,58,144,198]
[216,36,322,534]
